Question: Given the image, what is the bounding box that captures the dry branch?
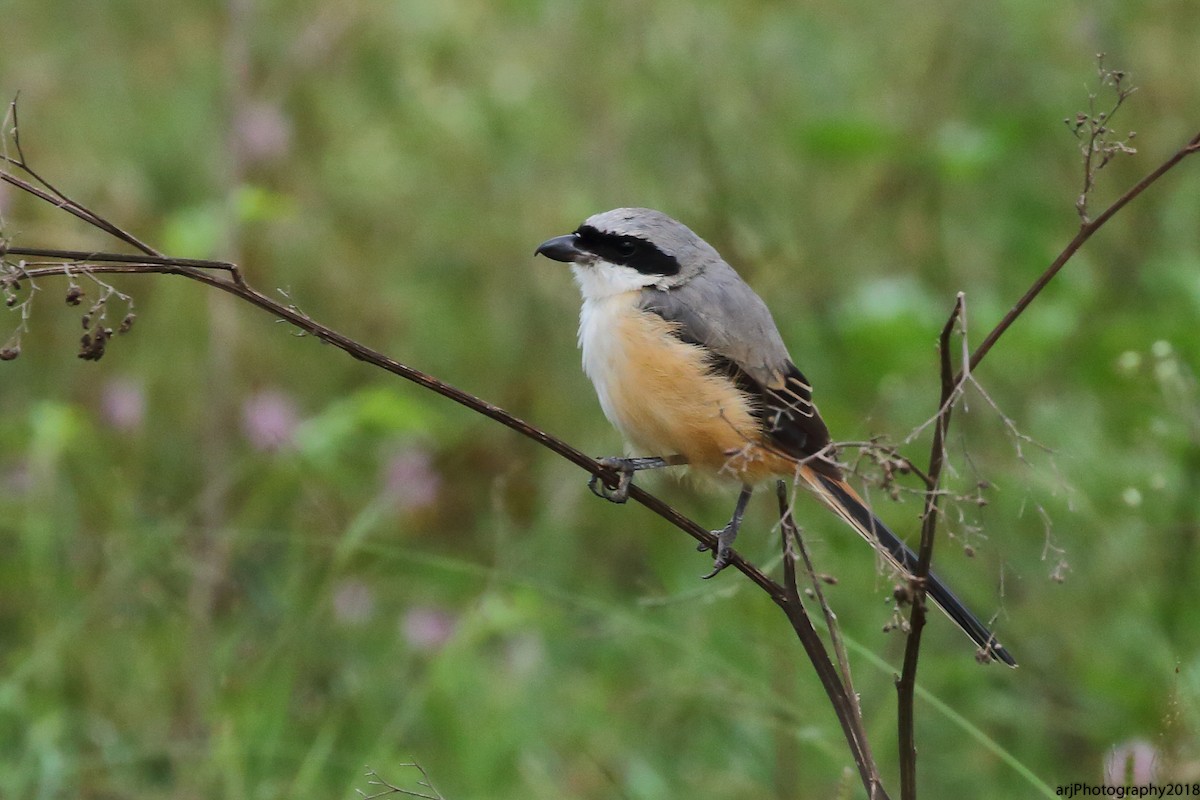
[0,107,887,798]
[6,71,1199,795]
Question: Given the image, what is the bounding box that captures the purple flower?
[380,446,440,511]
[241,389,301,452]
[401,606,456,651]
[232,100,292,167]
[1104,739,1158,787]
[100,378,145,433]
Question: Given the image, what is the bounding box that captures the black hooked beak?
[534,233,585,263]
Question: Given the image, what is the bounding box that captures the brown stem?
[2,246,236,271]
[2,244,898,796]
[3,252,792,585]
[966,130,1200,378]
[0,165,162,259]
[776,483,890,800]
[896,293,964,800]
[890,126,1200,800]
[8,113,1197,800]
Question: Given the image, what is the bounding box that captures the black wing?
[705,351,840,478]
[638,280,839,477]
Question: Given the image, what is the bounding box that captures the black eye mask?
[574,225,681,276]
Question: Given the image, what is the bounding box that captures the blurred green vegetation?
[3,1,1200,798]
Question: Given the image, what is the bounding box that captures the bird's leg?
[588,455,684,504]
[701,484,753,579]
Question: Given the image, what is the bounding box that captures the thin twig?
[1070,56,1138,223]
[879,121,1191,781]
[6,90,1200,800]
[886,138,1200,793]
[775,482,890,800]
[0,151,903,797]
[966,128,1200,378]
[5,251,744,560]
[357,765,444,800]
[3,98,165,257]
[896,292,964,800]
[2,245,239,273]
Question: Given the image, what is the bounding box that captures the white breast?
[576,291,630,432]
[571,261,660,433]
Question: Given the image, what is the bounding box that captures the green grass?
[3,1,1200,797]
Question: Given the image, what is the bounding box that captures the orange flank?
[591,302,796,484]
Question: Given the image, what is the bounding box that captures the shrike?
[536,207,1014,667]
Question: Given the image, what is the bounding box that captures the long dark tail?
[799,467,1017,667]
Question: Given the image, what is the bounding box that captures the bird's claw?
[588,457,635,504]
[700,523,738,579]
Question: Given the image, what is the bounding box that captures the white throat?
[570,260,667,301]
[571,262,649,434]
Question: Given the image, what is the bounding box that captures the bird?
[535,207,1015,667]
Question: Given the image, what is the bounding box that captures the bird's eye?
[617,239,638,256]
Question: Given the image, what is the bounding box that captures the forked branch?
[892,63,1200,798]
[0,107,888,799]
[6,78,1200,797]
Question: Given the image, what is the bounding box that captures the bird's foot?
[700,520,740,579]
[587,456,680,503]
[698,485,752,579]
[588,457,637,504]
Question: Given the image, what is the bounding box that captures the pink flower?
[380,446,440,511]
[241,389,300,452]
[100,378,145,433]
[1104,739,1158,786]
[232,100,292,167]
[401,606,456,651]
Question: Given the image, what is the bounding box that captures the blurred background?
[2,1,1199,797]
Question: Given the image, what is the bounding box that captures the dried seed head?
[78,327,111,361]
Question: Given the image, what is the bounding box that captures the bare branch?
[3,245,240,274]
[1068,55,1139,223]
[0,122,902,799]
[3,100,163,258]
[776,482,890,800]
[966,125,1200,378]
[6,69,1199,797]
[896,292,965,800]
[357,765,444,800]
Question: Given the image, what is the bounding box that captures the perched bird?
[536,207,1015,666]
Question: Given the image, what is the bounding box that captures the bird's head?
[535,207,718,299]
